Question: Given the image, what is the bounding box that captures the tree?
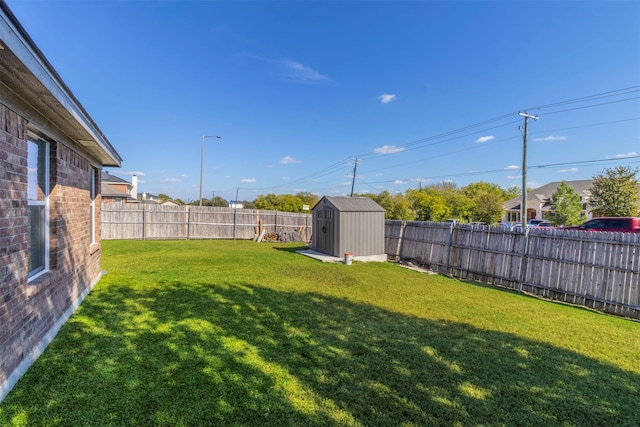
[548,181,583,226]
[440,186,474,222]
[360,191,394,219]
[254,193,304,212]
[211,196,229,207]
[590,166,640,217]
[505,185,521,200]
[241,200,256,210]
[295,192,319,209]
[406,188,450,221]
[462,182,507,224]
[390,192,413,220]
[472,192,504,224]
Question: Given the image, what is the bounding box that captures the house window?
[28,139,49,278]
[90,167,97,244]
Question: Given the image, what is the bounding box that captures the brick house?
[0,2,122,401]
[101,171,138,203]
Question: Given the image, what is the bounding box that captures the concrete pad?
[297,250,387,263]
[296,249,344,263]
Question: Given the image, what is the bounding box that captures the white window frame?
[27,138,50,281]
[90,167,97,245]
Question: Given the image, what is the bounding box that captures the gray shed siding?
[311,196,385,258]
[337,210,385,256]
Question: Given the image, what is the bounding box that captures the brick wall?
[0,102,103,389]
[0,104,29,386]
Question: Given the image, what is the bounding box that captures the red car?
[561,217,640,233]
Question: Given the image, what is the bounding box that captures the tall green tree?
[406,188,450,221]
[548,181,583,226]
[590,166,640,217]
[462,182,507,224]
[390,192,413,220]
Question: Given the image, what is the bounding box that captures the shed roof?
[317,196,386,212]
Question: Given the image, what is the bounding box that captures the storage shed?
[311,196,387,262]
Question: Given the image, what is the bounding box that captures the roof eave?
[0,2,121,167]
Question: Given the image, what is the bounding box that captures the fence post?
[394,221,406,261]
[275,211,278,234]
[186,206,190,240]
[233,205,237,240]
[517,228,530,292]
[141,205,146,240]
[444,222,456,276]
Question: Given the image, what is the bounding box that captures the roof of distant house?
[101,171,131,185]
[504,180,593,210]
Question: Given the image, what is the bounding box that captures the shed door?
[315,209,334,254]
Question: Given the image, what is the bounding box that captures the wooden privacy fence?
[101,204,312,241]
[101,207,639,320]
[386,221,640,320]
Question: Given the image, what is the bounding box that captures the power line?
[236,86,640,196]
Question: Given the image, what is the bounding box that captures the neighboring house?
[0,3,122,401]
[140,192,161,204]
[101,171,138,203]
[503,180,594,223]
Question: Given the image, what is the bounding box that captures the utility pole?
[350,157,358,197]
[518,112,538,225]
[517,112,538,294]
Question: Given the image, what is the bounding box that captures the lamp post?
[199,134,221,206]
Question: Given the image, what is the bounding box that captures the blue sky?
[9,0,640,203]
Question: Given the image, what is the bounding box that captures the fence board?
[102,204,312,242]
[385,222,640,320]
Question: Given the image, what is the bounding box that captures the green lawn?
[2,240,639,426]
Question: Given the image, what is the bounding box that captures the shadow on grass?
[2,281,639,426]
[272,244,309,254]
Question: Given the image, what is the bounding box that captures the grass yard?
[1,240,639,426]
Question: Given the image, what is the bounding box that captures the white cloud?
[180,174,188,178]
[374,145,405,154]
[283,60,331,83]
[240,178,256,183]
[559,168,578,173]
[281,176,290,180]
[532,135,566,142]
[378,93,396,104]
[610,151,638,159]
[505,165,521,170]
[507,175,522,180]
[393,179,407,185]
[266,164,274,168]
[410,177,427,183]
[163,178,181,183]
[375,173,383,177]
[279,155,301,164]
[475,136,494,143]
[125,171,146,176]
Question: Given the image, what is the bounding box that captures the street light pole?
[199,134,221,206]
